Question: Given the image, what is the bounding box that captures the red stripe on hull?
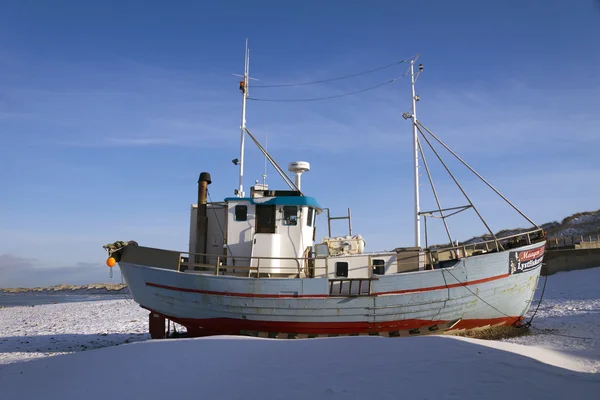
[376,273,510,296]
[148,313,523,337]
[145,282,329,298]
[145,273,511,299]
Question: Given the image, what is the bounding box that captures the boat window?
[307,207,314,227]
[335,262,348,277]
[256,204,276,234]
[373,259,385,275]
[234,205,248,221]
[314,243,329,257]
[283,206,298,226]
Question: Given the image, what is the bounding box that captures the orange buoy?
[106,257,117,267]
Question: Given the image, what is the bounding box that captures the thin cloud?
[241,77,600,160]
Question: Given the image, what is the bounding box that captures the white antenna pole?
[238,39,249,198]
[410,59,421,248]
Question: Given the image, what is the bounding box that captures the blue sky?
[1,0,599,287]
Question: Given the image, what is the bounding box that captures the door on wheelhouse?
[256,204,276,234]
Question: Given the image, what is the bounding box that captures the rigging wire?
[250,59,408,88]
[248,75,404,103]
[417,136,453,245]
[244,127,302,193]
[416,120,541,229]
[415,123,502,250]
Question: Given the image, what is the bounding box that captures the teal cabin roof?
[224,196,322,210]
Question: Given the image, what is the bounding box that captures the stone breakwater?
[0,283,129,294]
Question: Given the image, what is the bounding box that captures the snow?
[1,335,599,399]
[1,268,599,399]
[0,298,150,364]
[504,267,600,372]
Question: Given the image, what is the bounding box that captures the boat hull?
[118,242,545,337]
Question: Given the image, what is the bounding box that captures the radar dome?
[288,161,310,190]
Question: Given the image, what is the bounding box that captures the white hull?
[118,242,545,337]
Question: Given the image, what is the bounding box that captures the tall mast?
[238,39,250,198]
[410,58,421,248]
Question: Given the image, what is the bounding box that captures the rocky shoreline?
[0,283,129,295]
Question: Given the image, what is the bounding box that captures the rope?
[536,329,595,340]
[248,76,403,103]
[102,240,133,256]
[519,268,548,328]
[530,329,594,340]
[444,268,515,320]
[250,59,407,88]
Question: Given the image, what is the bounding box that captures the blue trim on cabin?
[224,196,322,210]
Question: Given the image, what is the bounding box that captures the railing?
[428,227,546,258]
[548,235,600,249]
[178,251,310,277]
[167,228,547,279]
[581,235,600,242]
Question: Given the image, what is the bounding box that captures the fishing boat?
[103,45,546,339]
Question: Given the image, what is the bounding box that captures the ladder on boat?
[329,278,374,296]
[324,208,352,237]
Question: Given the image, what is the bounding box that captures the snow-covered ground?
[0,298,151,364]
[1,335,599,400]
[504,267,600,372]
[1,268,599,399]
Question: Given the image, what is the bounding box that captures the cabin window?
[373,259,385,275]
[307,207,314,227]
[256,204,276,234]
[335,262,349,277]
[314,243,329,257]
[283,206,298,226]
[234,205,248,221]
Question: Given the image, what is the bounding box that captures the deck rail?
[178,253,310,277]
[150,227,546,278]
[428,227,546,258]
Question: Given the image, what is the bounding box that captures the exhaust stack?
[195,172,212,265]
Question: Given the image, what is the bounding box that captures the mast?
[238,39,250,198]
[410,58,421,248]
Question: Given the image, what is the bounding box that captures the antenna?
[235,39,249,197]
[233,39,261,198]
[407,55,422,248]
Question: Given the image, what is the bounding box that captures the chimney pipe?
[195,172,212,265]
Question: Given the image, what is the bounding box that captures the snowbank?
[504,267,600,372]
[1,335,599,400]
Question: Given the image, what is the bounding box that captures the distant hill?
[459,209,600,246]
[0,283,129,294]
